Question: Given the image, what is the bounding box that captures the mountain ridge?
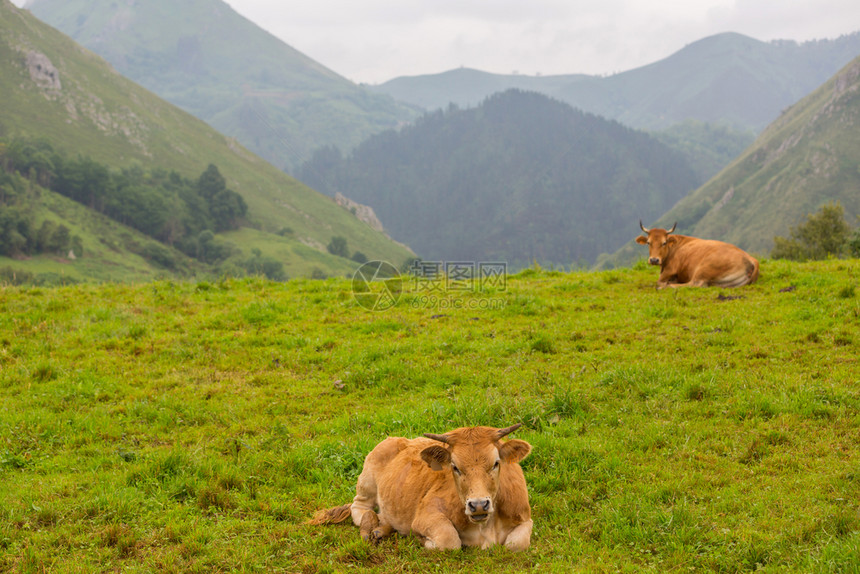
[26,0,420,172]
[370,31,860,132]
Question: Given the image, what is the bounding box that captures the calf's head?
[636,220,677,266]
[420,424,531,523]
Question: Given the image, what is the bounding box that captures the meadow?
[0,259,858,573]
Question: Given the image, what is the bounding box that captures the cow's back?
[671,237,759,287]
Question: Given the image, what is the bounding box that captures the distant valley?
[10,0,860,278]
[300,90,700,268]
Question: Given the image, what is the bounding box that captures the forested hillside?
[27,0,419,172]
[1,138,245,267]
[603,56,860,267]
[300,90,700,268]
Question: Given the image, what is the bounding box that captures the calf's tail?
[307,503,353,525]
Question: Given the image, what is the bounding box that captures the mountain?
[368,67,589,114]
[601,55,860,268]
[26,0,419,173]
[299,90,700,269]
[370,32,860,133]
[0,0,413,283]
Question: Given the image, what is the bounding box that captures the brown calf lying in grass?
[310,424,533,550]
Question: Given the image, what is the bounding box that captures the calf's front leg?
[503,519,532,551]
[411,512,462,550]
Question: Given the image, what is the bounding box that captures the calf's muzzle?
[466,497,492,521]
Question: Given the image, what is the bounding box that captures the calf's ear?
[635,236,647,245]
[667,236,678,245]
[420,445,451,471]
[499,439,532,463]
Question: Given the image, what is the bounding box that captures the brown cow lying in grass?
[636,221,759,289]
[309,424,533,551]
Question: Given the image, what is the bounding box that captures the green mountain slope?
[0,171,204,285]
[0,0,413,282]
[299,90,700,268]
[27,0,419,172]
[602,55,860,268]
[371,32,860,133]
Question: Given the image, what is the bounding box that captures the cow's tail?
[307,503,353,525]
[747,258,760,285]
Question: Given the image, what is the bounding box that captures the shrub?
[772,202,850,261]
[327,236,349,258]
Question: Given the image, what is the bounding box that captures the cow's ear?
[499,439,532,463]
[666,236,678,245]
[635,236,647,245]
[420,445,451,471]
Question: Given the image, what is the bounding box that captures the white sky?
[16,0,860,84]
[219,0,860,84]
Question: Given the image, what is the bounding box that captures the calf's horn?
[424,432,449,444]
[496,423,522,439]
[667,222,677,234]
[639,220,649,233]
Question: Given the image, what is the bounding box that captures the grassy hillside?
[603,55,860,268]
[371,32,860,133]
[0,0,413,281]
[27,0,419,172]
[1,260,858,571]
[300,90,700,268]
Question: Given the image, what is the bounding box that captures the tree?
[47,224,71,255]
[849,225,860,258]
[772,202,851,261]
[0,207,34,256]
[36,220,57,253]
[327,236,349,258]
[196,164,227,200]
[195,164,246,231]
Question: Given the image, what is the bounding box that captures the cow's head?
[420,424,531,524]
[636,220,677,266]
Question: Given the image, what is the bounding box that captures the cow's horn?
[424,432,449,444]
[496,423,522,439]
[667,222,677,234]
[639,220,649,233]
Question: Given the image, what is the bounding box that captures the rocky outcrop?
[334,192,385,233]
[26,51,61,90]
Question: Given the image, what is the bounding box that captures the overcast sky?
[15,0,860,84]
[215,0,860,84]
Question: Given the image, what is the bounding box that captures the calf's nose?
[649,257,661,265]
[467,498,491,514]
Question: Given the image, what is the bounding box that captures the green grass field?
[1,259,858,572]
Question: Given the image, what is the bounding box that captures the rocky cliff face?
[334,192,385,233]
